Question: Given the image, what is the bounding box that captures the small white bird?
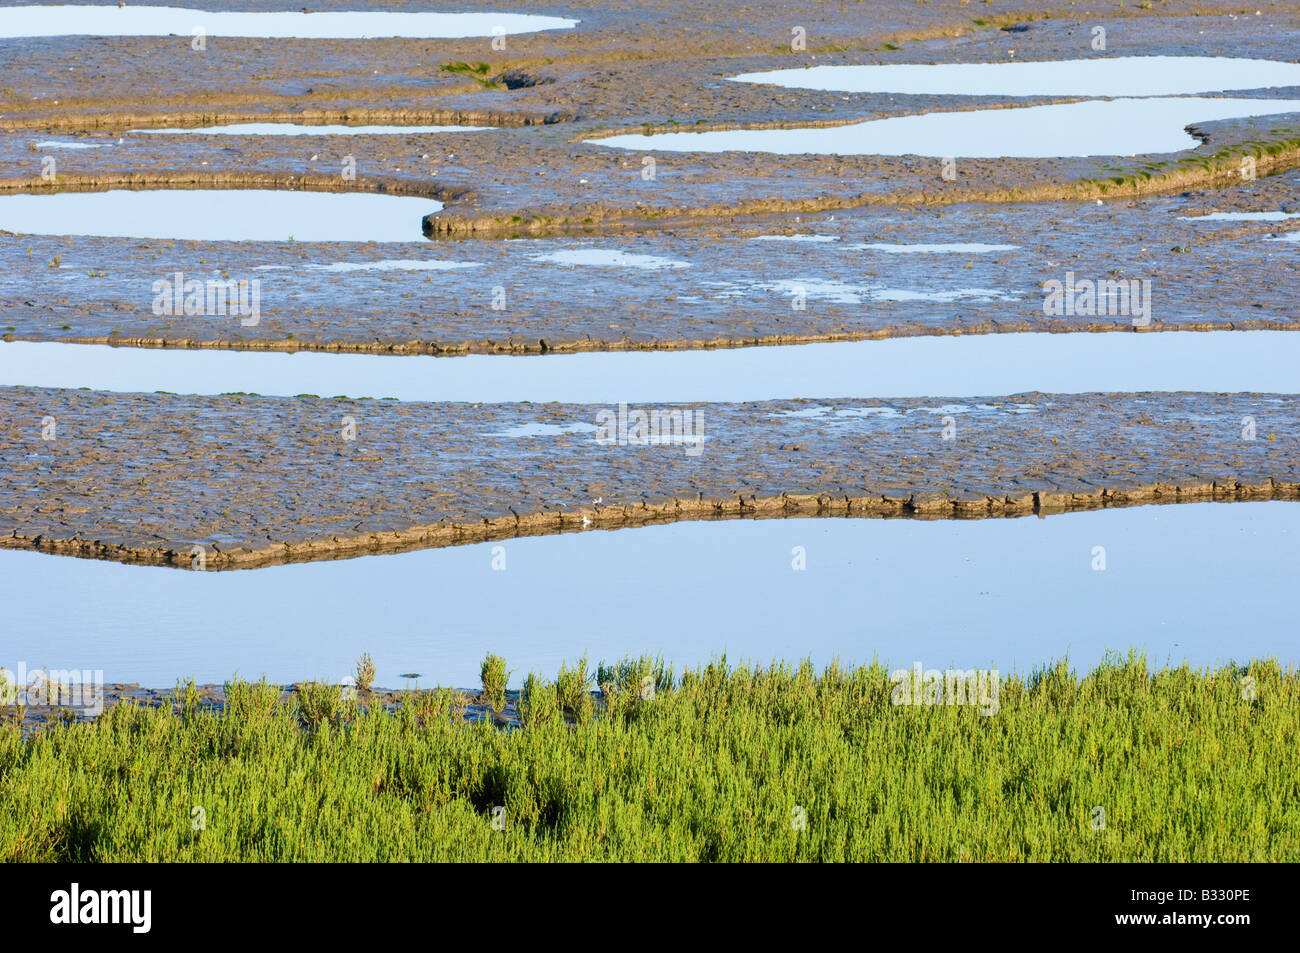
[591,497,602,505]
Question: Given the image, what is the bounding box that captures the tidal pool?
[2,502,1294,687]
[31,139,106,149]
[852,242,1019,253]
[1181,211,1300,221]
[530,248,692,269]
[729,57,1300,97]
[0,189,443,242]
[750,234,840,243]
[4,331,1299,403]
[589,97,1300,158]
[0,5,579,39]
[731,278,1012,304]
[305,259,481,273]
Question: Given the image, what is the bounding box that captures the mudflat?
[3,386,1295,569]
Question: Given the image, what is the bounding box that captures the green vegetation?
[553,655,593,723]
[1080,130,1300,196]
[0,654,1295,861]
[354,653,376,695]
[479,653,509,713]
[439,61,500,89]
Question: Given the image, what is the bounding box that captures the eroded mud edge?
[6,480,1295,572]
[423,142,1300,235]
[0,172,470,204]
[23,318,1299,356]
[3,134,1297,235]
[1,108,567,132]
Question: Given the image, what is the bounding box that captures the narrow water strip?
[589,98,1300,158]
[0,189,443,242]
[3,331,1299,403]
[729,57,1300,98]
[0,6,579,39]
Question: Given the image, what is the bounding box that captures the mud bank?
[2,386,1295,569]
[6,110,1298,234]
[4,6,1300,229]
[12,2,1281,127]
[3,175,1297,354]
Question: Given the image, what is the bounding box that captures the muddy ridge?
[2,386,1295,570]
[4,4,1299,233]
[4,177,1296,354]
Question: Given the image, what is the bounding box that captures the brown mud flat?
[2,386,1295,570]
[3,173,1298,354]
[3,4,1299,231]
[3,4,1299,356]
[9,1,1278,124]
[5,98,1297,235]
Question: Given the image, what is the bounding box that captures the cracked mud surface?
[2,4,1298,354]
[4,3,1300,230]
[2,172,1298,354]
[2,2,1298,575]
[2,385,1296,569]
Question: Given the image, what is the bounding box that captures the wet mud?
[3,3,1299,233]
[2,385,1295,570]
[2,4,1298,354]
[2,2,1298,579]
[2,172,1297,354]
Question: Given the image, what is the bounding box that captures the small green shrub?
[480,654,509,713]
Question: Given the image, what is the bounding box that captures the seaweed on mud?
[439,62,501,90]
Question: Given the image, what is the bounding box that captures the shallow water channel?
[0,6,579,39]
[0,189,444,242]
[729,57,1300,97]
[590,97,1300,158]
[4,331,1299,402]
[2,502,1294,687]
